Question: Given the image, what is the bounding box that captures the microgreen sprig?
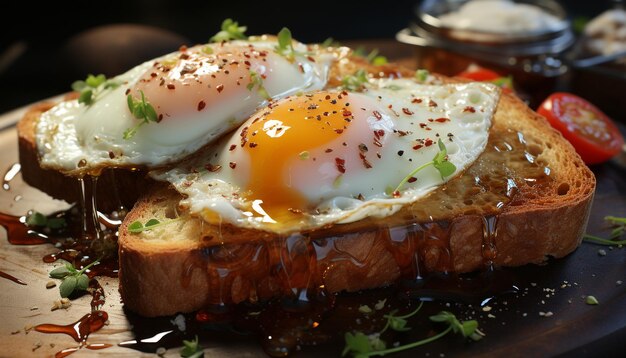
[275,27,299,61]
[49,259,100,298]
[343,304,482,357]
[583,216,626,246]
[394,139,456,195]
[72,74,120,106]
[210,18,247,42]
[415,69,429,82]
[123,90,158,140]
[321,37,341,48]
[353,47,388,65]
[25,210,66,230]
[127,217,180,234]
[247,70,270,99]
[180,335,204,358]
[342,69,369,91]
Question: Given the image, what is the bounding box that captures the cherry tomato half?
[537,93,624,165]
[456,67,513,93]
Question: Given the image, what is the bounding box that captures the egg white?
[154,79,500,234]
[35,40,336,174]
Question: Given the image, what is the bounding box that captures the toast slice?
[118,90,595,317]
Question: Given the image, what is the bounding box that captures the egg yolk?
[132,44,269,121]
[241,91,355,221]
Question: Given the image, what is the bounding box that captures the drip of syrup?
[55,343,113,358]
[0,269,27,285]
[481,215,498,269]
[78,176,103,240]
[2,163,21,190]
[34,310,108,343]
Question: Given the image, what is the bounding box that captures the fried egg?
[155,78,500,233]
[36,39,337,175]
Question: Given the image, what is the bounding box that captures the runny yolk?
[242,91,354,222]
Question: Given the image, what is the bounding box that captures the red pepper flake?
[179,45,188,52]
[463,106,476,113]
[413,144,423,150]
[229,144,237,151]
[358,143,368,152]
[298,63,304,73]
[249,142,258,148]
[361,155,372,169]
[216,84,224,93]
[434,117,449,123]
[375,129,385,138]
[307,56,316,62]
[429,100,438,107]
[167,84,176,90]
[402,108,414,115]
[158,114,163,122]
[407,177,417,183]
[179,53,190,60]
[150,72,157,78]
[373,110,382,120]
[125,88,131,95]
[229,162,237,169]
[343,110,352,117]
[325,148,333,153]
[412,98,422,104]
[392,190,401,198]
[204,163,222,172]
[197,101,206,111]
[335,158,346,174]
[424,139,434,147]
[419,123,428,128]
[335,129,344,134]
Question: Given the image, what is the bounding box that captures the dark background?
[0,0,615,113]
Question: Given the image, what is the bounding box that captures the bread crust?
[118,88,596,317]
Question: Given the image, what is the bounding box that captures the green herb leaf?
[124,90,159,139]
[49,266,70,279]
[342,332,373,357]
[145,218,160,227]
[341,69,369,91]
[371,56,388,66]
[585,295,599,305]
[72,74,118,106]
[247,71,271,100]
[210,18,247,42]
[25,211,66,229]
[128,221,144,233]
[321,37,340,48]
[583,216,626,246]
[358,305,373,314]
[25,211,47,227]
[275,27,300,61]
[85,74,106,88]
[395,139,456,195]
[415,69,429,82]
[181,335,203,358]
[76,274,90,291]
[71,80,87,92]
[59,276,77,298]
[128,217,180,234]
